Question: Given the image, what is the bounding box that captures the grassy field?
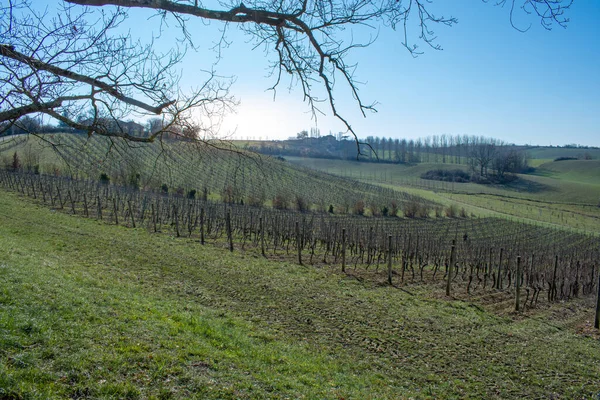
[534,159,600,183]
[1,190,600,399]
[526,147,600,160]
[285,156,600,203]
[286,156,600,233]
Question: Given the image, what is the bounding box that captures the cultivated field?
[1,135,599,399]
[0,134,432,214]
[1,190,599,399]
[286,156,600,234]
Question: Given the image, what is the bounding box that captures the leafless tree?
[471,140,497,178]
[0,1,235,143]
[1,0,573,154]
[492,147,529,181]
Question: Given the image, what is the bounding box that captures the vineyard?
[2,169,598,314]
[0,134,432,214]
[285,155,600,206]
[285,156,600,233]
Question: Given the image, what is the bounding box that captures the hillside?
[1,189,599,399]
[534,159,600,184]
[286,157,600,233]
[526,146,600,160]
[0,133,432,214]
[1,135,599,398]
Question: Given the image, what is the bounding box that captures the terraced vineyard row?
[2,170,598,313]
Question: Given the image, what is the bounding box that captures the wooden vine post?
[151,203,156,232]
[496,247,504,290]
[341,228,346,273]
[550,255,559,302]
[260,217,265,256]
[83,193,89,217]
[128,200,136,228]
[173,204,181,237]
[446,239,456,297]
[296,221,302,265]
[199,207,205,245]
[595,273,600,329]
[226,209,233,252]
[515,256,521,312]
[112,198,118,225]
[97,195,102,220]
[68,190,75,214]
[57,186,63,209]
[387,235,393,285]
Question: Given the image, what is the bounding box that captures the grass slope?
[535,159,600,184]
[1,191,599,399]
[286,157,600,233]
[286,156,600,204]
[526,147,600,160]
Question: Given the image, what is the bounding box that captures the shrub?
[390,201,399,217]
[403,200,419,218]
[416,203,431,218]
[381,205,389,217]
[421,169,471,183]
[246,193,265,207]
[272,194,289,210]
[99,173,110,185]
[369,201,381,217]
[554,156,578,162]
[221,185,237,203]
[353,200,365,216]
[11,152,20,171]
[295,195,309,212]
[445,205,458,218]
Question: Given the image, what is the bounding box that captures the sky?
[36,1,600,146]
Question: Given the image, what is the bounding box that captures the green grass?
[1,190,600,399]
[286,156,600,203]
[526,147,600,160]
[534,159,600,184]
[527,158,553,168]
[285,156,469,181]
[286,156,600,233]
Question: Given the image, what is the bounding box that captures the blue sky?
[40,1,600,146]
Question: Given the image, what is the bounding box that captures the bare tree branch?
[1,0,572,154]
[0,0,235,143]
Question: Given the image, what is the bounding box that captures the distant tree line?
[249,134,535,181]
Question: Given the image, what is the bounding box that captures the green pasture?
[287,156,600,233]
[534,159,600,184]
[526,147,600,160]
